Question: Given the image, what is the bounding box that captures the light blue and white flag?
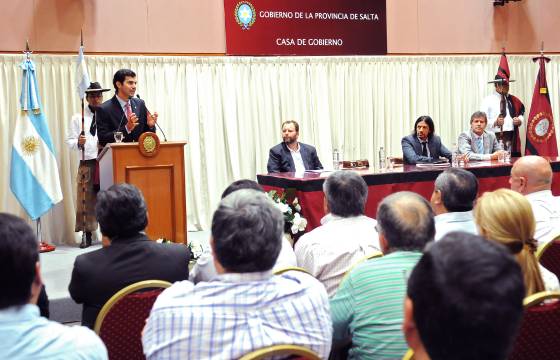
[10,58,63,220]
[76,45,90,99]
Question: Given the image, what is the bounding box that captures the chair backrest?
[536,235,560,279]
[94,280,172,360]
[273,266,311,275]
[239,344,321,360]
[508,291,560,360]
[402,349,415,360]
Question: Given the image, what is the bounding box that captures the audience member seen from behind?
[190,179,297,283]
[68,183,190,329]
[330,191,434,359]
[0,213,107,360]
[431,168,478,241]
[267,120,323,173]
[474,188,560,295]
[510,155,560,245]
[457,111,505,161]
[295,171,380,297]
[143,189,332,359]
[404,232,525,360]
[401,116,452,165]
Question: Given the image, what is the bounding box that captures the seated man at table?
[403,232,525,360]
[330,191,435,359]
[402,116,452,165]
[295,171,380,297]
[68,183,190,329]
[510,155,560,246]
[431,168,478,241]
[267,120,323,173]
[142,189,332,359]
[458,111,505,161]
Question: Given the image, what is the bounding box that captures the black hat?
[84,82,111,93]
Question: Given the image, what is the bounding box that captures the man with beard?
[267,120,323,173]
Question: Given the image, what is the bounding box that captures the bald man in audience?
[431,168,479,241]
[509,156,560,245]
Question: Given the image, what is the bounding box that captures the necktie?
[477,137,484,154]
[125,101,132,119]
[88,105,96,136]
[421,142,428,157]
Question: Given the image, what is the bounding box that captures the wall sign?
[224,0,387,55]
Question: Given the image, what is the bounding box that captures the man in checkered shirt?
[142,189,332,359]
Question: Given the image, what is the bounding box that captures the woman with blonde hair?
[474,188,559,296]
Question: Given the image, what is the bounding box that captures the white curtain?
[0,54,558,245]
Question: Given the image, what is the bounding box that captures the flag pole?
[79,30,88,248]
[23,41,55,253]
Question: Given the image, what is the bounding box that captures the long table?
[257,158,560,231]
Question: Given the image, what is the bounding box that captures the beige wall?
[0,0,558,54]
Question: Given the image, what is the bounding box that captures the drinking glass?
[113,131,123,143]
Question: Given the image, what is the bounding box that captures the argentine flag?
[76,45,90,99]
[10,58,63,220]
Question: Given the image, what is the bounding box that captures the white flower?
[156,238,164,243]
[275,202,290,214]
[290,212,308,234]
[293,197,299,205]
[295,204,301,212]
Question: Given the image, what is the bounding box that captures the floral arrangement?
[267,188,307,237]
[156,238,204,262]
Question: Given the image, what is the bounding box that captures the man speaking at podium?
[96,69,158,146]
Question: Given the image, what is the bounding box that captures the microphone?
[136,94,167,142]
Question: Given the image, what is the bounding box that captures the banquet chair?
[273,266,311,275]
[94,280,171,360]
[536,234,560,278]
[402,349,415,360]
[508,291,560,360]
[239,344,321,360]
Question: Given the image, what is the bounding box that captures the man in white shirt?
[480,55,525,156]
[509,156,560,246]
[295,171,380,297]
[458,111,505,161]
[66,82,110,248]
[190,179,297,283]
[431,168,479,241]
[267,120,323,173]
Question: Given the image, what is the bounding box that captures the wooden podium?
[98,140,187,244]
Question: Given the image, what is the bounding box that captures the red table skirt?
[258,159,560,231]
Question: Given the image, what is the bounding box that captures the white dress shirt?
[66,106,98,160]
[295,213,380,297]
[189,236,297,283]
[289,143,306,174]
[481,92,524,132]
[525,190,560,246]
[434,211,478,241]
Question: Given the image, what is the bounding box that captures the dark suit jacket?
[267,142,323,173]
[96,95,156,146]
[401,134,452,165]
[68,233,190,329]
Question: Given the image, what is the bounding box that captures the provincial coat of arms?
[528,111,555,143]
[235,1,256,30]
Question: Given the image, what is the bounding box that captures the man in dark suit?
[96,69,158,146]
[267,120,323,173]
[401,115,452,165]
[68,184,190,329]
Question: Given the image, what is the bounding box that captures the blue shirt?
[142,271,332,359]
[0,304,107,360]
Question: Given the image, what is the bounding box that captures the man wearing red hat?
[480,53,525,157]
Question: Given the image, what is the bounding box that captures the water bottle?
[379,147,386,170]
[498,140,505,162]
[451,143,459,167]
[332,148,340,170]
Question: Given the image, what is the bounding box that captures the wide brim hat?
[84,81,111,93]
[488,75,516,84]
